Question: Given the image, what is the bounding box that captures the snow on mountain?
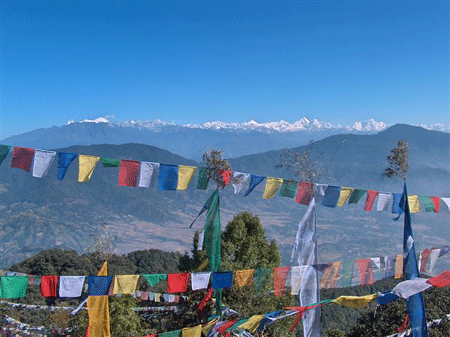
[67,116,449,133]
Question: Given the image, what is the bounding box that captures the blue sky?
[1,0,448,138]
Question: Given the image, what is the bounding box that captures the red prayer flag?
[427,270,450,287]
[430,197,441,213]
[295,181,314,205]
[274,266,290,297]
[41,276,58,297]
[118,159,140,187]
[198,287,214,313]
[221,170,233,187]
[356,259,374,286]
[167,273,190,293]
[11,146,35,172]
[364,190,379,211]
[217,318,238,334]
[419,249,431,272]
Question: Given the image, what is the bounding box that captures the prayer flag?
[196,167,210,190]
[320,262,341,289]
[59,276,85,298]
[79,155,100,183]
[348,189,366,204]
[290,266,307,295]
[167,273,190,293]
[181,325,202,337]
[377,292,399,306]
[58,152,77,180]
[313,183,328,204]
[279,179,298,198]
[138,162,159,188]
[333,294,377,308]
[364,190,379,211]
[420,196,435,212]
[41,276,58,297]
[97,261,108,276]
[337,187,353,207]
[419,249,431,272]
[262,177,283,199]
[87,296,111,337]
[202,190,222,272]
[295,181,314,205]
[254,268,272,294]
[441,197,450,211]
[113,275,140,295]
[191,272,211,291]
[11,146,35,172]
[244,175,266,196]
[392,279,432,299]
[429,197,441,213]
[377,193,392,211]
[427,270,450,287]
[32,150,56,178]
[221,170,233,187]
[142,274,167,287]
[408,195,420,213]
[212,272,232,289]
[101,157,121,167]
[321,186,341,207]
[356,259,374,286]
[395,254,404,279]
[88,276,113,296]
[159,330,180,337]
[0,276,28,298]
[177,165,197,190]
[370,257,381,271]
[118,159,140,187]
[385,255,396,278]
[339,261,354,287]
[0,145,11,165]
[429,249,440,272]
[231,172,251,194]
[234,270,254,287]
[158,164,178,190]
[238,315,265,333]
[274,266,290,297]
[392,193,404,215]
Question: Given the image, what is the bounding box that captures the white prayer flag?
[32,150,56,178]
[392,278,432,299]
[441,198,450,211]
[232,172,251,194]
[429,249,441,272]
[313,184,328,204]
[59,276,85,298]
[377,193,392,211]
[370,257,381,270]
[191,272,212,290]
[138,162,160,188]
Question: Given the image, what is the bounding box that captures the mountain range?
[3,117,449,159]
[0,124,449,272]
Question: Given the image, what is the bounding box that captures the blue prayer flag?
[87,276,112,296]
[158,164,178,190]
[391,193,404,215]
[212,272,232,290]
[57,153,77,180]
[244,175,266,197]
[377,292,399,306]
[321,185,341,207]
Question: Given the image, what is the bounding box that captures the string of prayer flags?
[87,295,111,337]
[427,270,450,287]
[332,293,377,308]
[0,276,28,299]
[392,278,433,299]
[167,273,190,293]
[40,276,58,297]
[221,170,233,187]
[118,159,140,187]
[59,276,85,298]
[262,177,283,199]
[377,193,392,211]
[113,275,140,295]
[234,270,255,287]
[177,166,197,190]
[231,172,251,194]
[337,187,353,207]
[348,189,366,204]
[274,266,290,297]
[191,272,211,291]
[78,155,100,183]
[196,167,210,190]
[158,164,178,190]
[0,145,11,165]
[364,190,379,211]
[32,150,56,178]
[138,162,160,188]
[101,157,121,167]
[181,325,202,337]
[58,152,77,180]
[408,195,420,213]
[142,274,167,287]
[321,186,341,207]
[11,146,35,172]
[279,179,298,198]
[87,276,113,296]
[244,174,265,196]
[356,259,374,286]
[295,181,314,205]
[212,272,233,290]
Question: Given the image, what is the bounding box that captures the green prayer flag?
[197,167,210,190]
[0,145,11,166]
[338,261,354,288]
[159,329,180,337]
[254,268,272,294]
[348,189,366,204]
[1,276,28,298]
[279,180,298,198]
[142,274,167,287]
[420,196,435,212]
[203,190,221,272]
[100,157,121,167]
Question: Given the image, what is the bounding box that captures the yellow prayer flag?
[113,275,140,295]
[408,195,420,213]
[195,259,209,272]
[182,324,202,337]
[332,293,376,308]
[262,177,283,199]
[78,155,100,183]
[337,187,354,207]
[201,318,218,336]
[177,165,198,190]
[395,254,403,279]
[98,261,108,276]
[234,270,255,287]
[87,296,111,337]
[238,314,265,333]
[320,262,341,289]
